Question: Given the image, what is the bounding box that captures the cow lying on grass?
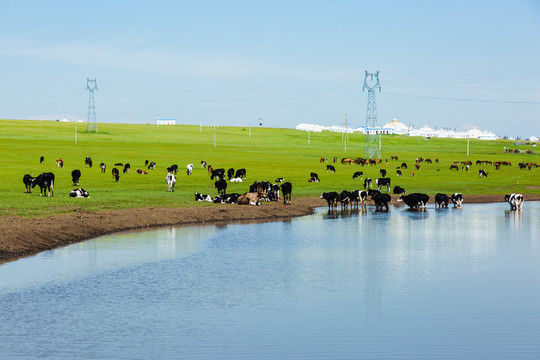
[237,192,263,205]
[70,188,89,198]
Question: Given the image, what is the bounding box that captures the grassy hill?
[0,120,538,217]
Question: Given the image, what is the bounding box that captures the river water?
[1,202,539,359]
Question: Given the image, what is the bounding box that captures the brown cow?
[237,192,263,205]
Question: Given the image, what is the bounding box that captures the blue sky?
[1,0,539,137]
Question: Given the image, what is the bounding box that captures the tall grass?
[0,120,538,217]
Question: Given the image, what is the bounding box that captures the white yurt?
[296,123,325,132]
[478,129,498,140]
[466,126,484,139]
[528,136,538,142]
[383,117,409,135]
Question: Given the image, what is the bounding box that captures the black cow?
[478,169,488,177]
[401,162,407,169]
[211,168,226,180]
[398,193,429,209]
[364,177,372,189]
[326,165,336,173]
[70,188,89,198]
[451,193,464,207]
[123,163,131,173]
[144,160,149,166]
[227,168,235,180]
[235,168,246,179]
[215,179,227,195]
[396,169,402,177]
[339,190,351,209]
[435,193,449,208]
[23,174,34,193]
[114,162,123,166]
[371,191,391,211]
[148,162,156,170]
[85,157,92,168]
[100,163,106,173]
[353,171,363,180]
[281,182,292,205]
[39,156,44,164]
[167,164,178,174]
[376,177,391,192]
[32,172,55,197]
[380,169,387,177]
[112,168,120,182]
[393,186,406,194]
[71,169,81,185]
[321,192,339,209]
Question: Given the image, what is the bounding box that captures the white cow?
[505,193,523,210]
[186,163,194,175]
[166,173,176,192]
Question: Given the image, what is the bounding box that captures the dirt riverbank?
[1,194,538,264]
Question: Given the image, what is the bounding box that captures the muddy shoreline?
[1,194,538,264]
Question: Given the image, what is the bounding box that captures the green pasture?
[0,119,538,217]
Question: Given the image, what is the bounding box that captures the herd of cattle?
[21,154,529,210]
[23,156,293,206]
[314,155,529,211]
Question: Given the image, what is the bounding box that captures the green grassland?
[0,120,538,217]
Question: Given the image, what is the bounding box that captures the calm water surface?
[1,202,539,359]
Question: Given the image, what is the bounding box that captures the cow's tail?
[50,179,54,197]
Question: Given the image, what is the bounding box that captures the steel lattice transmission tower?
[86,78,98,133]
[363,70,381,159]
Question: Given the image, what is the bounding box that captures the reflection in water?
[0,202,539,360]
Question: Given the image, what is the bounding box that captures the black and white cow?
[235,168,246,179]
[112,168,120,182]
[227,168,235,180]
[451,193,464,207]
[352,171,363,180]
[371,191,391,211]
[350,190,368,207]
[380,169,387,177]
[321,192,339,209]
[434,193,450,208]
[100,163,106,173]
[398,193,429,209]
[201,160,207,168]
[215,179,227,195]
[186,164,194,175]
[364,177,372,189]
[123,163,130,173]
[194,192,213,202]
[396,169,402,177]
[478,169,488,177]
[167,164,178,174]
[32,172,55,197]
[85,157,92,168]
[70,188,89,198]
[40,156,44,164]
[505,193,524,210]
[166,173,176,192]
[214,193,241,204]
[148,161,156,170]
[275,177,284,183]
[281,182,292,205]
[309,172,320,182]
[393,185,406,194]
[376,177,391,192]
[269,184,280,201]
[326,165,336,173]
[23,174,34,193]
[71,169,81,186]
